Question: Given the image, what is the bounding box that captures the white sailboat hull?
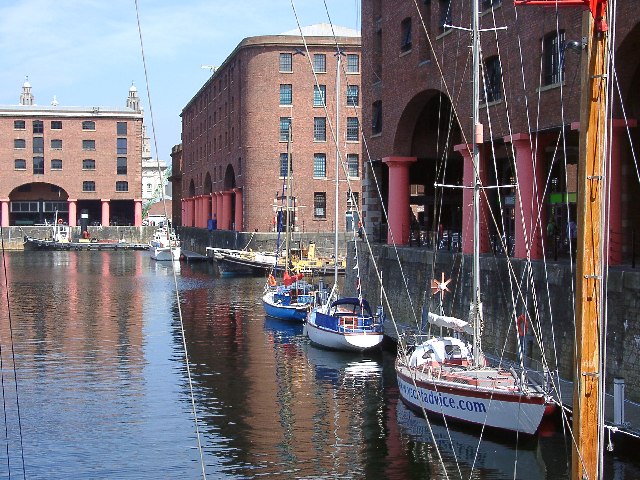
[150,245,181,261]
[306,308,384,352]
[396,364,547,435]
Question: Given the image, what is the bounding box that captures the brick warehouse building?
[0,81,144,227]
[179,24,363,234]
[361,0,639,265]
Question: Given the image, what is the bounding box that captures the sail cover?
[427,312,473,335]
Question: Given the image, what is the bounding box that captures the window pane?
[51,139,63,149]
[117,138,127,154]
[82,159,96,170]
[83,140,96,150]
[314,117,326,141]
[33,157,44,174]
[279,153,292,177]
[372,101,382,134]
[314,193,326,218]
[401,18,412,52]
[313,54,326,73]
[117,157,127,175]
[33,137,44,153]
[51,120,62,130]
[33,120,43,134]
[313,153,326,178]
[279,117,291,142]
[346,117,359,141]
[14,120,25,130]
[347,154,359,177]
[116,181,128,192]
[117,122,127,135]
[346,54,359,73]
[544,31,565,85]
[14,139,25,149]
[280,84,292,105]
[313,85,326,107]
[14,159,26,170]
[51,159,63,170]
[83,181,95,192]
[440,0,452,33]
[82,121,95,130]
[483,56,502,102]
[347,85,359,106]
[279,53,292,72]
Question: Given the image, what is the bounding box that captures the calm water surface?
[0,251,637,479]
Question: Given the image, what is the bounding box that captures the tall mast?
[333,50,343,285]
[471,0,482,366]
[285,123,292,270]
[572,9,608,480]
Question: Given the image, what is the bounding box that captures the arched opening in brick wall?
[9,182,68,225]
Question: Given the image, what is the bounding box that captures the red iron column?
[233,188,243,231]
[0,199,9,227]
[454,144,489,254]
[68,199,77,227]
[101,199,110,226]
[134,199,142,226]
[221,190,233,230]
[382,156,416,245]
[504,133,548,260]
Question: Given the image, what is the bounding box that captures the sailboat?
[262,125,317,321]
[394,0,555,435]
[305,50,384,352]
[149,225,181,261]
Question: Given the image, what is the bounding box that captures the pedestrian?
[357,221,363,239]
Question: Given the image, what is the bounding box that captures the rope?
[0,228,27,479]
[134,2,207,478]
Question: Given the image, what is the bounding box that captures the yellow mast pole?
[572,7,609,480]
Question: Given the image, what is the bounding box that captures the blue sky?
[0,0,360,162]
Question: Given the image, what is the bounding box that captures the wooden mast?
[513,1,610,477]
[572,7,609,479]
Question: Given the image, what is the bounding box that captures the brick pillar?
[233,188,243,232]
[221,190,233,230]
[382,156,417,245]
[134,199,142,226]
[0,199,9,227]
[504,133,548,260]
[181,199,186,227]
[101,199,110,227]
[454,144,489,254]
[68,199,77,227]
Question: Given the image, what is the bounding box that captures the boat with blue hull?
[262,274,317,322]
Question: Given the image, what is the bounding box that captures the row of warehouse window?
[279,117,360,143]
[279,53,359,74]
[311,192,359,219]
[278,153,359,179]
[14,138,128,154]
[13,119,128,134]
[279,84,359,107]
[14,157,128,174]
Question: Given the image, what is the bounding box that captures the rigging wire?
[133,2,207,478]
[0,229,27,479]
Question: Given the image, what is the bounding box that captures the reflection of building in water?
[181,281,386,477]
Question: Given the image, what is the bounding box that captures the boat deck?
[181,250,209,262]
[555,377,640,441]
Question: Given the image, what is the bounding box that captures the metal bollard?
[614,377,625,426]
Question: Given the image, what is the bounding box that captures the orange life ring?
[58,218,63,224]
[517,314,527,337]
[268,274,277,287]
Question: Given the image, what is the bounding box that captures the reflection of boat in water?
[151,258,181,275]
[264,316,305,345]
[303,342,382,386]
[395,400,547,479]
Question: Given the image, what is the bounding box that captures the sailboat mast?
[333,50,342,285]
[285,123,292,271]
[471,0,482,366]
[572,10,608,480]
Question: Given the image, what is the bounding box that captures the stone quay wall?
[346,243,640,403]
[0,226,155,249]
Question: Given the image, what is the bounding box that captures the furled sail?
[427,312,473,335]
